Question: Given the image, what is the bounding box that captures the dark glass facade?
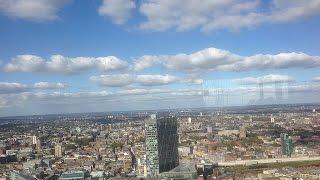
[145,116,179,178]
[281,133,293,157]
[157,117,179,173]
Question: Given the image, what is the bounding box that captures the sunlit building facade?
[145,114,159,178]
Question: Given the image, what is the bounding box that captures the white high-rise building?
[32,136,37,145]
[145,115,159,177]
[270,114,275,123]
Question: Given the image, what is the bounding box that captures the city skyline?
[1,0,320,116]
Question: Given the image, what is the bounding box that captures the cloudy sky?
[0,0,320,116]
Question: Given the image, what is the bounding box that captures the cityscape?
[1,104,320,179]
[1,0,320,179]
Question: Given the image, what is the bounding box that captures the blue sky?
[0,0,320,116]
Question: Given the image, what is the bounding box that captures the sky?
[0,0,320,116]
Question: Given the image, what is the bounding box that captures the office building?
[145,114,179,178]
[32,136,37,145]
[35,140,41,153]
[280,133,293,157]
[55,143,63,158]
[270,114,275,123]
[145,114,159,177]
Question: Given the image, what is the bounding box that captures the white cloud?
[0,88,205,111]
[98,0,135,25]
[3,54,129,74]
[0,96,8,108]
[138,0,320,32]
[233,74,295,85]
[90,74,202,87]
[134,48,320,73]
[4,55,45,72]
[0,0,70,22]
[4,47,320,75]
[90,74,134,87]
[2,88,204,102]
[136,74,178,86]
[0,81,68,94]
[224,52,320,71]
[132,55,161,71]
[269,0,320,23]
[33,82,67,89]
[133,48,241,72]
[0,82,28,94]
[2,82,320,115]
[313,76,320,82]
[181,78,204,85]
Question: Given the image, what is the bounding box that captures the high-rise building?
[145,114,179,178]
[188,117,192,123]
[36,139,41,153]
[206,126,212,133]
[32,135,37,145]
[280,133,293,157]
[55,143,63,158]
[145,115,159,177]
[270,114,275,123]
[157,117,179,173]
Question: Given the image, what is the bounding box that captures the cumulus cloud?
[181,78,204,85]
[4,47,320,75]
[269,0,320,23]
[133,48,320,73]
[138,0,320,32]
[0,82,29,94]
[90,74,202,87]
[132,55,161,71]
[98,0,135,25]
[224,52,320,71]
[233,74,295,85]
[3,54,129,74]
[90,74,134,87]
[0,81,67,94]
[133,48,241,72]
[135,74,178,86]
[4,55,45,72]
[0,0,70,22]
[33,82,67,89]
